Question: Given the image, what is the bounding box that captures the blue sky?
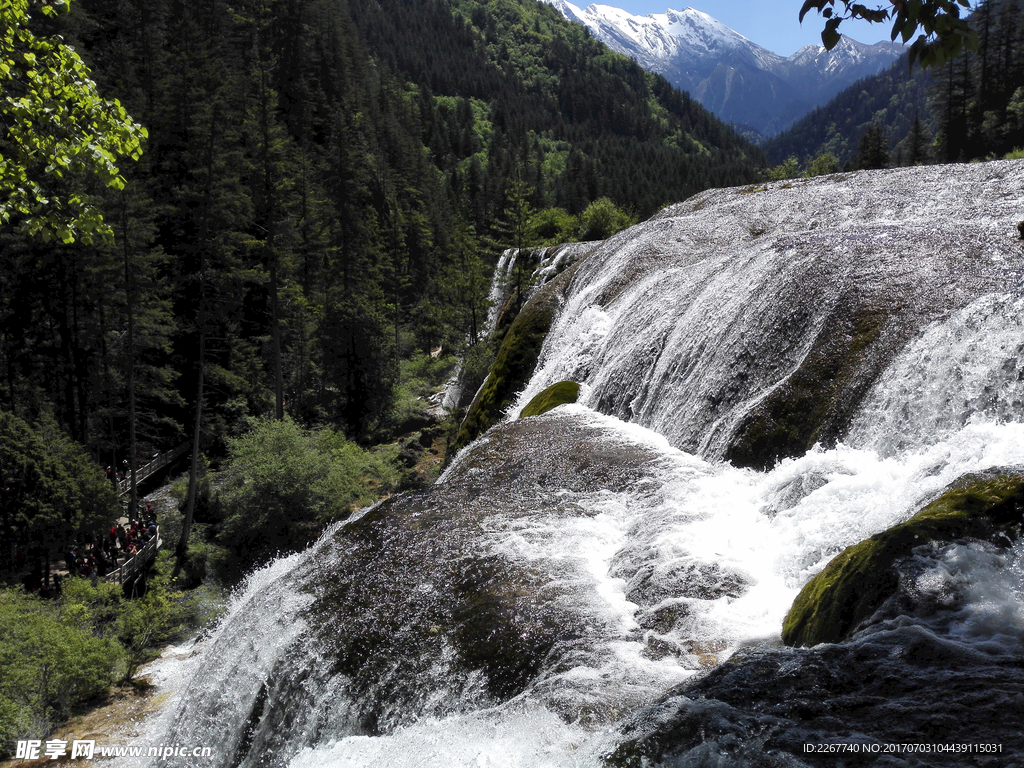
[605,0,899,56]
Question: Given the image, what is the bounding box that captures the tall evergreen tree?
[857,124,891,170]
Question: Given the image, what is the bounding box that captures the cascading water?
[124,161,1024,768]
[846,291,1024,456]
[513,162,1022,465]
[442,242,597,412]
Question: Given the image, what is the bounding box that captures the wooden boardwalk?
[103,528,160,585]
[117,443,190,497]
[3,446,185,591]
[100,442,187,585]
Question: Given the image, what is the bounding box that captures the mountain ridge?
[545,1,903,137]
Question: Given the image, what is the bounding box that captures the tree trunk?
[176,328,204,567]
[122,191,139,519]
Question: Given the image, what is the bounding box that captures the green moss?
[453,262,581,452]
[782,473,1024,648]
[519,381,580,418]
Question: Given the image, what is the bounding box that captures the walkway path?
[100,442,189,585]
[3,445,186,591]
[118,443,190,497]
[103,527,160,585]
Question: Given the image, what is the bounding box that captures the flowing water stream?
[121,161,1024,767]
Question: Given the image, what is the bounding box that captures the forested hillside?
[0,0,762,484]
[762,58,934,166]
[764,0,1024,168]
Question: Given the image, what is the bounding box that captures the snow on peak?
[543,1,904,137]
[544,2,779,67]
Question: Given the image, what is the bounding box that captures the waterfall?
[846,291,1024,455]
[483,242,597,339]
[442,242,597,412]
[513,162,1024,463]
[483,248,519,338]
[125,161,1024,768]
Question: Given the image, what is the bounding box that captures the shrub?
[0,589,122,756]
[577,198,637,241]
[530,207,577,245]
[767,156,800,180]
[217,418,400,568]
[806,152,840,177]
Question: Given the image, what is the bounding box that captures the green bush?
[805,152,840,177]
[61,563,209,683]
[530,207,577,245]
[217,418,400,568]
[383,352,459,437]
[767,156,800,181]
[0,549,223,757]
[0,589,122,756]
[577,197,637,241]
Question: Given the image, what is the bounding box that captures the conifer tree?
[856,124,891,169]
[903,112,931,165]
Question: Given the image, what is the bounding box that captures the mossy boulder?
[519,381,580,418]
[782,472,1024,647]
[453,262,581,452]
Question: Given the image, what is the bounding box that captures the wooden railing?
[117,443,190,497]
[104,443,185,585]
[104,527,159,585]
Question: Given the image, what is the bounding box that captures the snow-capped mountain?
[547,1,903,138]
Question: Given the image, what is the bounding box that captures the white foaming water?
[512,162,1024,459]
[484,249,519,336]
[483,243,595,341]
[443,242,594,413]
[112,549,317,768]
[847,292,1024,456]
[907,539,1024,647]
[288,703,603,768]
[127,424,1024,768]
[271,408,1024,768]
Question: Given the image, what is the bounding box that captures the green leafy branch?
[799,0,978,68]
[0,0,148,243]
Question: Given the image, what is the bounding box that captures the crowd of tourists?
[5,446,176,596]
[63,504,159,582]
[5,505,159,597]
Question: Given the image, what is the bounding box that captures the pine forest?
[1,0,762,471]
